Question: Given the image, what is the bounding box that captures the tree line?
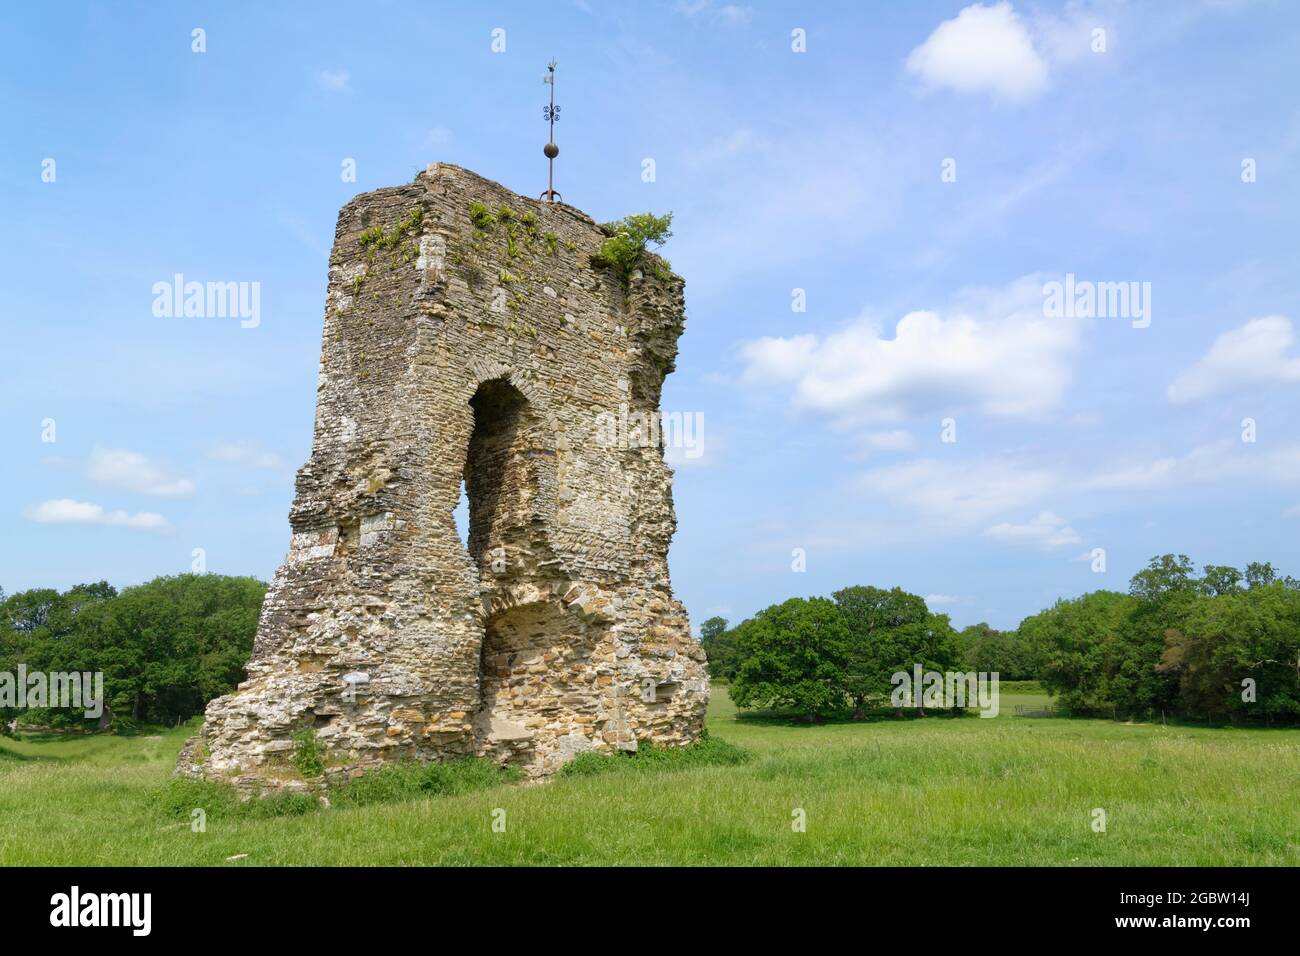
[0,574,265,733]
[4,554,1296,735]
[700,555,1300,725]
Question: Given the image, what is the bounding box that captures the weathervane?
[541,59,561,202]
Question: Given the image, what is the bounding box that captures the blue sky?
[1,0,1298,631]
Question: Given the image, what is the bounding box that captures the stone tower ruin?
[180,164,709,790]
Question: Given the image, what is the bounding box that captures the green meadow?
[2,684,1297,866]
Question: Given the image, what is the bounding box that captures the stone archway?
[463,377,597,771]
[463,377,534,574]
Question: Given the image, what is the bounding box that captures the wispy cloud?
[984,511,1082,550]
[674,1,752,26]
[858,430,917,454]
[1168,315,1300,403]
[87,448,195,498]
[316,69,352,94]
[24,499,173,533]
[857,456,1060,530]
[206,441,285,471]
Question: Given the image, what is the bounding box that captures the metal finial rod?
[541,59,561,202]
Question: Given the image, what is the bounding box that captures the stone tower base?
[178,164,708,792]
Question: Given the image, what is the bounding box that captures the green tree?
[1200,564,1244,597]
[0,583,118,729]
[832,586,956,718]
[1161,582,1300,723]
[730,597,850,721]
[1019,590,1133,716]
[1118,555,1204,717]
[698,616,739,680]
[71,574,265,728]
[955,622,1040,680]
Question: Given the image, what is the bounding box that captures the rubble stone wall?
[178,163,709,792]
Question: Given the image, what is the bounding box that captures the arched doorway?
[463,377,535,575]
[464,377,589,768]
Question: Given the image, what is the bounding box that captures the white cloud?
[426,126,452,146]
[1084,456,1179,491]
[675,0,752,25]
[924,593,965,607]
[24,499,172,533]
[715,4,752,26]
[1283,504,1300,519]
[984,511,1081,550]
[1167,316,1300,403]
[1034,6,1106,64]
[684,128,762,167]
[859,430,917,453]
[1084,439,1300,491]
[740,275,1085,425]
[856,437,1300,538]
[905,2,1049,103]
[206,441,285,471]
[857,456,1060,529]
[87,448,195,497]
[317,70,352,93]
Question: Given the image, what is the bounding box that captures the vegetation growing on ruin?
[456,200,555,336]
[150,752,519,824]
[558,733,751,777]
[592,212,673,292]
[329,757,521,808]
[155,773,318,821]
[467,201,549,263]
[291,724,325,778]
[357,207,424,267]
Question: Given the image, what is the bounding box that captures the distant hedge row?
[1023,557,1300,723]
[0,574,265,733]
[701,556,1300,725]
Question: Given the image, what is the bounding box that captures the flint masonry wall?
[178,164,709,791]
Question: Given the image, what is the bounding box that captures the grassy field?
[2,683,1298,866]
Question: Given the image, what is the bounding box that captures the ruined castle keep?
[180,164,708,789]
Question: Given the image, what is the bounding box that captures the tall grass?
[2,690,1299,866]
